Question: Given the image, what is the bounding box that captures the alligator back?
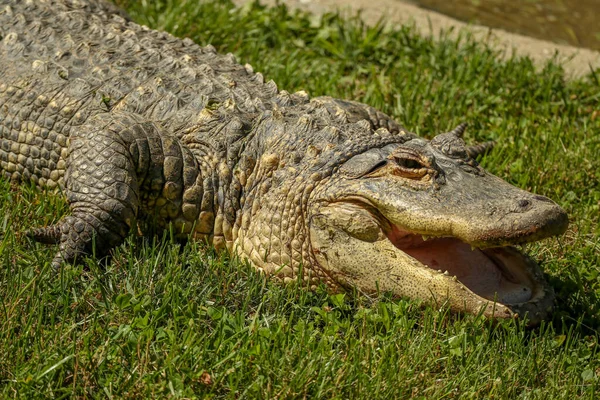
[0,0,275,188]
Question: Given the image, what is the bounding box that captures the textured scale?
[0,0,411,274]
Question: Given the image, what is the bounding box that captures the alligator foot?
[28,212,125,270]
[26,111,198,270]
[27,113,151,270]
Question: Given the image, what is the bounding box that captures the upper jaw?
[373,180,569,250]
[451,196,569,248]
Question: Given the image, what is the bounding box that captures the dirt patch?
[233,0,600,79]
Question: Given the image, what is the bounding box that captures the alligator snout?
[470,193,569,247]
[512,195,556,213]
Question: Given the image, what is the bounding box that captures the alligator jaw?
[385,227,555,323]
[309,201,557,325]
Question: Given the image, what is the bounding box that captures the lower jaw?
[387,233,555,324]
[403,240,534,303]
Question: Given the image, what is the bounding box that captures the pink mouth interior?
[386,227,534,304]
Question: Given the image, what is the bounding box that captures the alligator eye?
[392,155,430,179]
[396,158,423,169]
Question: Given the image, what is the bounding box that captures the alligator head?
[308,124,568,324]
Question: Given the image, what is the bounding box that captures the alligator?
[0,0,568,323]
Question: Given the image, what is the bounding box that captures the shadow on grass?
[547,274,600,334]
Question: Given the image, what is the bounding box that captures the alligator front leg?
[28,112,179,269]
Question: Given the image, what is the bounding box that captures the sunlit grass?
[1,0,599,397]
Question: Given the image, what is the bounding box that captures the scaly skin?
[0,0,568,323]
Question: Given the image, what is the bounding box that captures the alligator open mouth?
[309,199,557,324]
[386,225,539,306]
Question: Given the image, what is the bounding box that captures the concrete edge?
[232,0,600,79]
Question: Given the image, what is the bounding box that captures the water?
[409,0,600,51]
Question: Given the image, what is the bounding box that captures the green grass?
[1,0,600,397]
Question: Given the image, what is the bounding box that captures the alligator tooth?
[422,235,429,241]
[443,270,449,275]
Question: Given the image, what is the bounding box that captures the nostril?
[518,199,532,208]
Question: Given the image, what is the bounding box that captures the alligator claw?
[27,224,63,245]
[28,216,104,270]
